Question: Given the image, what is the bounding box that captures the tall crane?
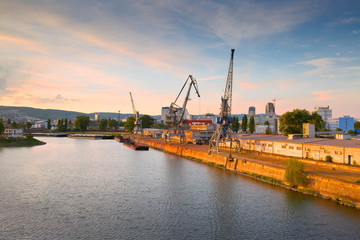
[165,75,200,143]
[209,49,240,153]
[129,92,143,135]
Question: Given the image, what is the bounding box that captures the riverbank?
[136,137,360,208]
[0,138,46,147]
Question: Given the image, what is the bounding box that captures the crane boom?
[129,92,137,115]
[129,92,143,135]
[165,75,200,143]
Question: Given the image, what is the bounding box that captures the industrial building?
[161,106,189,124]
[235,134,360,165]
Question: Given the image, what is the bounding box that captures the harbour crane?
[209,49,240,154]
[129,92,143,135]
[165,75,200,143]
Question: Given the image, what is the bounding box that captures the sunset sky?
[1,0,359,117]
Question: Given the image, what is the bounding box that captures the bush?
[25,133,34,139]
[325,155,332,162]
[285,158,308,188]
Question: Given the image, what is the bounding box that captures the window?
[281,145,286,149]
[335,150,342,155]
[268,144,273,147]
[289,146,294,150]
[296,147,302,150]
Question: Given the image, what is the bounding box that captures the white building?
[313,106,332,128]
[3,128,24,138]
[32,120,47,129]
[161,106,189,123]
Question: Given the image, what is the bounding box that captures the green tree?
[249,116,255,133]
[348,130,355,135]
[241,114,248,133]
[7,119,11,124]
[64,118,68,131]
[140,115,155,128]
[47,119,51,130]
[25,121,33,129]
[335,128,343,132]
[231,116,240,133]
[355,121,360,129]
[109,119,119,129]
[279,109,312,136]
[98,119,108,130]
[11,121,18,128]
[0,121,4,135]
[285,159,308,188]
[124,116,135,132]
[264,120,270,126]
[75,115,90,132]
[309,112,325,131]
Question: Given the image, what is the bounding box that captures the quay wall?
[138,138,360,206]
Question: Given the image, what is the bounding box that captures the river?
[1,137,360,239]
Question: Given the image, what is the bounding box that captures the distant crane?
[209,49,240,154]
[271,98,283,113]
[165,75,200,143]
[129,92,143,135]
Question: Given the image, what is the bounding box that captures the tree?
[109,119,119,129]
[309,112,325,131]
[98,119,108,130]
[74,115,90,132]
[140,115,155,128]
[264,120,271,134]
[0,121,4,135]
[279,109,311,136]
[355,121,360,129]
[64,118,68,131]
[11,121,18,128]
[47,119,51,130]
[25,121,33,129]
[249,116,255,133]
[124,116,135,132]
[264,120,270,126]
[241,114,248,133]
[231,116,240,133]
[348,130,355,135]
[335,128,343,132]
[7,119,11,124]
[285,159,308,188]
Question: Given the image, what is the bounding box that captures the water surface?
[1,137,360,239]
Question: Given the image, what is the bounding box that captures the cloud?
[238,81,260,90]
[312,90,334,101]
[299,57,354,75]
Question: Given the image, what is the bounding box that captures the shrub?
[285,158,308,188]
[325,155,332,162]
[25,133,34,139]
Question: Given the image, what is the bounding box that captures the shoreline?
[136,137,360,209]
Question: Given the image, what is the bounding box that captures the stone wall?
[138,138,360,206]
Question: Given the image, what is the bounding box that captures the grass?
[0,138,46,147]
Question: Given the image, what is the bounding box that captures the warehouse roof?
[236,134,360,149]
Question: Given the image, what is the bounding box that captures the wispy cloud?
[197,76,224,81]
[299,57,354,75]
[238,81,260,90]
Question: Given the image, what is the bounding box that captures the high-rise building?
[95,114,101,121]
[265,102,275,116]
[313,106,332,128]
[248,106,255,117]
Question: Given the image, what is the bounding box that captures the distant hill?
[0,106,160,122]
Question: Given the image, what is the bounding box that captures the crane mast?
[209,49,240,153]
[165,75,200,143]
[129,92,143,135]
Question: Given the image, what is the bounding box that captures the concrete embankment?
[137,138,360,208]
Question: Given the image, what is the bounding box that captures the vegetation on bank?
[285,158,308,188]
[0,136,46,147]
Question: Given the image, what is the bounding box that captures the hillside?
[0,106,159,122]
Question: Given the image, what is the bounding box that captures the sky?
[0,0,359,118]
